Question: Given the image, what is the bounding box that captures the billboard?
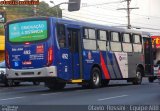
[152,36,160,48]
[9,20,48,43]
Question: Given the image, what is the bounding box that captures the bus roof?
[6,16,151,36]
[55,17,151,36]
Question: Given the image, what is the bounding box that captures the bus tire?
[101,80,110,87]
[33,82,40,85]
[57,82,66,89]
[14,82,20,86]
[132,68,142,85]
[5,80,14,87]
[90,67,102,88]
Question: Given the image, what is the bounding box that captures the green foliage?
[0,1,62,35]
[37,1,62,17]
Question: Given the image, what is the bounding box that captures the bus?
[151,36,160,83]
[5,17,155,90]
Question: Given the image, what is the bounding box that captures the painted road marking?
[98,95,128,101]
[40,93,60,96]
[0,96,25,101]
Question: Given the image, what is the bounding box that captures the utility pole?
[127,0,131,29]
[117,0,139,29]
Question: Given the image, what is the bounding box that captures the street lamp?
[50,1,71,18]
[50,0,77,17]
[50,0,60,18]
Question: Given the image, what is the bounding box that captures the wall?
[0,35,5,62]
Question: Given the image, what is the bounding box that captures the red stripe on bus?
[100,53,110,79]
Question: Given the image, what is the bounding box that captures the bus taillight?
[47,47,53,66]
[5,50,10,68]
[24,42,30,45]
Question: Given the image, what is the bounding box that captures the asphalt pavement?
[0,78,159,105]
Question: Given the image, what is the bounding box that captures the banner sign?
[9,20,48,43]
[152,36,160,48]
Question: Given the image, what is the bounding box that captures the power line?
[63,13,160,31]
[75,9,126,18]
[90,4,160,20]
[64,11,126,22]
[64,11,160,28]
[81,0,160,19]
[81,1,122,7]
[63,13,127,26]
[117,0,139,29]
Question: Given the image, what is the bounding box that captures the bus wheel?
[101,80,110,87]
[148,77,154,83]
[56,82,66,90]
[132,68,142,85]
[90,67,102,88]
[14,82,20,86]
[33,82,40,85]
[5,80,14,87]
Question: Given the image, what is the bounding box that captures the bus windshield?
[9,20,48,43]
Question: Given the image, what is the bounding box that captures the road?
[0,78,159,105]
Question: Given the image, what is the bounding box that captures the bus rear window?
[9,20,48,43]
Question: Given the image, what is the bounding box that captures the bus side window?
[97,30,107,51]
[57,24,66,48]
[122,33,132,52]
[83,28,97,50]
[133,34,142,52]
[110,32,122,52]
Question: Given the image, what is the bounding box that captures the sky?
[41,0,160,35]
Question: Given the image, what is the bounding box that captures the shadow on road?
[22,83,134,95]
[0,81,158,95]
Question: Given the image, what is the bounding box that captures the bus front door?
[67,27,83,81]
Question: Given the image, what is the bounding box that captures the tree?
[0,1,62,35]
[37,1,62,17]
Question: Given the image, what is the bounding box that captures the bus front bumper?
[6,66,57,79]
